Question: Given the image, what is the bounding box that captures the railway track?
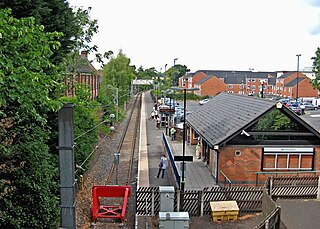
[105,93,141,186]
[76,93,142,229]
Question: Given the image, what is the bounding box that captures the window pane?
[264,155,275,168]
[277,155,287,168]
[301,155,313,169]
[289,155,299,169]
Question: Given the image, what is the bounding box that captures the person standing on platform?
[156,116,160,129]
[155,155,167,178]
[170,126,176,141]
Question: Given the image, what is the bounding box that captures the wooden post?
[151,189,155,216]
[199,190,204,217]
[317,176,320,199]
[176,189,180,212]
[269,177,273,197]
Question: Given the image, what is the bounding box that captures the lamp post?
[296,54,301,101]
[164,64,167,98]
[173,58,178,111]
[170,87,198,211]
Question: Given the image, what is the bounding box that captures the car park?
[199,99,209,105]
[301,102,317,110]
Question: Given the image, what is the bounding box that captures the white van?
[312,98,320,107]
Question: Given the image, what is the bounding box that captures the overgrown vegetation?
[252,109,299,140]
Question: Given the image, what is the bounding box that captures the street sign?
[174,156,193,161]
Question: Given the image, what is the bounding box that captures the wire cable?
[74,120,108,141]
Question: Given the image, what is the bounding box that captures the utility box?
[159,212,189,229]
[210,201,239,222]
[159,186,175,212]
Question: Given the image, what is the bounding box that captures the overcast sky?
[68,0,320,73]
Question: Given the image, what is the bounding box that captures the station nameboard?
[159,108,175,114]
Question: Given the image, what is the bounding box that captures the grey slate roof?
[278,72,295,79]
[195,75,213,85]
[186,93,276,147]
[285,77,305,87]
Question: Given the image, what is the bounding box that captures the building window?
[251,79,256,82]
[228,85,233,89]
[247,85,251,89]
[252,85,256,90]
[263,148,314,170]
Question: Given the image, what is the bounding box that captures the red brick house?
[186,93,320,186]
[194,75,227,96]
[64,51,101,100]
[274,72,318,98]
[179,71,206,90]
[180,70,277,96]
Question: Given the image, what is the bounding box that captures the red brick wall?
[198,76,227,96]
[218,146,262,184]
[192,72,207,87]
[217,146,320,185]
[291,78,318,98]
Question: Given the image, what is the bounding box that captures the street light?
[296,54,301,101]
[170,86,198,211]
[164,64,168,98]
[173,58,178,112]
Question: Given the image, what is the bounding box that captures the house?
[180,70,277,96]
[186,93,320,185]
[64,50,101,100]
[194,75,227,96]
[274,72,318,98]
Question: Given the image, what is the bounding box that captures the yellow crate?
[212,214,238,222]
[210,201,239,222]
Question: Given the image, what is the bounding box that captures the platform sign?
[174,156,193,161]
[159,108,175,114]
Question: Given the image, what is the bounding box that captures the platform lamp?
[173,58,178,110]
[296,54,301,101]
[170,86,199,211]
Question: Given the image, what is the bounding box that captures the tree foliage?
[312,47,320,90]
[0,9,62,228]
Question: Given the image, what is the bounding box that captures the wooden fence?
[136,186,264,216]
[266,175,319,200]
[137,175,320,219]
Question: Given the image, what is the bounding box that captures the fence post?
[199,190,204,217]
[317,176,320,199]
[176,189,180,212]
[151,189,155,216]
[269,177,273,197]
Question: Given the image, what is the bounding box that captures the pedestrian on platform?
[170,126,176,141]
[149,110,155,120]
[156,116,160,129]
[155,155,167,178]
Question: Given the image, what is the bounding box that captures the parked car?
[288,106,302,115]
[199,99,209,105]
[301,102,317,110]
[279,99,290,106]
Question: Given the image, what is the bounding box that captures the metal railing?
[162,132,180,188]
[220,170,232,186]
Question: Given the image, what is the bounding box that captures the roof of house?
[278,72,295,79]
[285,77,306,87]
[195,75,213,85]
[186,93,320,147]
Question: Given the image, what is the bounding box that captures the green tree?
[0,9,62,228]
[0,0,79,64]
[164,64,190,87]
[311,47,320,90]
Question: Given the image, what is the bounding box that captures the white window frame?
[263,148,314,170]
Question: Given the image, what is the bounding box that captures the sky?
[68,0,320,73]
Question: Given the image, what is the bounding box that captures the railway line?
[76,93,142,229]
